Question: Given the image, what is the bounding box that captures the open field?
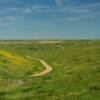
[0,40,100,100]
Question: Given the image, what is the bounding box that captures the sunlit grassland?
[0,40,100,100]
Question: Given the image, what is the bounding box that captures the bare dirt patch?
[37,40,62,44]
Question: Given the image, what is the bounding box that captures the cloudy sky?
[0,0,100,39]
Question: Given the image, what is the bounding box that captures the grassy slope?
[0,40,100,100]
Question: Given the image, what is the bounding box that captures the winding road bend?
[26,57,53,77]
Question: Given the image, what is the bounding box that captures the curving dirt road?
[26,57,53,77]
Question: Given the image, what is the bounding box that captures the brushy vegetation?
[0,40,100,100]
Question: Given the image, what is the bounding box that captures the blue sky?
[0,0,100,39]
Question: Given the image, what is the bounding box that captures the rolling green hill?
[0,40,100,100]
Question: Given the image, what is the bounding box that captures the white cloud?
[81,2,100,9]
[60,6,90,14]
[64,11,100,22]
[61,2,100,13]
[60,2,100,21]
[0,1,100,22]
[2,2,99,15]
[55,0,63,6]
[0,16,19,27]
[2,5,51,14]
[65,16,90,21]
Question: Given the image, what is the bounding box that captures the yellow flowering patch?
[0,50,27,65]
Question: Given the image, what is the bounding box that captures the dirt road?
[27,57,53,77]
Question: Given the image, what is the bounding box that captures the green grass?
[0,40,100,100]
